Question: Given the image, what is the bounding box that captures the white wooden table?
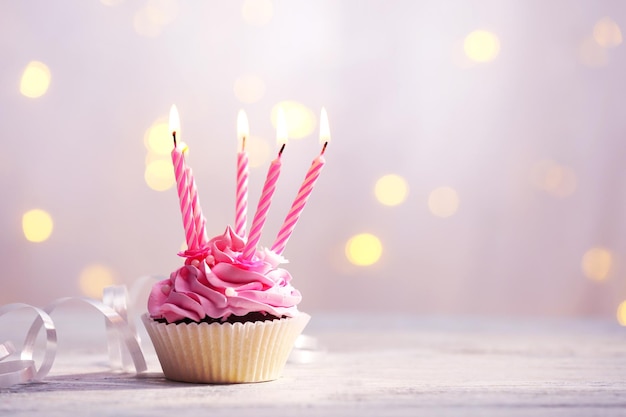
[1,312,625,416]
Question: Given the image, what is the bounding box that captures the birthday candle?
[271,108,330,255]
[169,105,197,249]
[235,110,249,238]
[185,165,208,248]
[242,108,288,260]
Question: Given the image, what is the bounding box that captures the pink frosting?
[148,226,302,323]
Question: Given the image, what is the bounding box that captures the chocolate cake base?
[154,311,284,325]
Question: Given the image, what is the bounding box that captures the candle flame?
[169,104,181,137]
[237,110,249,150]
[320,107,331,144]
[276,107,288,146]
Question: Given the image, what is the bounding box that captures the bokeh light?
[134,0,179,38]
[581,247,612,281]
[144,119,172,155]
[22,209,54,243]
[464,30,500,63]
[134,8,162,37]
[374,174,409,206]
[234,74,266,104]
[579,36,608,67]
[271,101,316,139]
[593,17,622,48]
[146,0,179,26]
[345,233,383,266]
[144,114,176,191]
[145,159,175,191]
[20,61,51,98]
[79,264,117,298]
[241,0,273,27]
[428,186,460,218]
[530,160,577,198]
[617,301,626,326]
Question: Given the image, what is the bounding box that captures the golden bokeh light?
[20,61,51,98]
[579,36,608,67]
[145,159,175,191]
[22,209,54,243]
[375,174,409,206]
[428,186,460,218]
[79,264,117,298]
[530,160,577,198]
[146,0,179,25]
[271,101,316,140]
[241,0,273,26]
[581,247,612,281]
[134,0,179,38]
[617,301,626,326]
[593,17,622,48]
[144,119,172,155]
[134,8,162,37]
[233,74,266,104]
[145,151,166,166]
[464,30,500,63]
[345,233,383,266]
[247,135,271,168]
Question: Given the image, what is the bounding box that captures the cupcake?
[143,226,310,383]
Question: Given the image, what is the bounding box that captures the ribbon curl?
[0,287,146,389]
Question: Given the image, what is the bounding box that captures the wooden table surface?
[1,312,625,416]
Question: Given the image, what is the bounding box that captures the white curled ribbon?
[103,286,135,371]
[0,341,15,360]
[0,289,146,389]
[0,303,56,388]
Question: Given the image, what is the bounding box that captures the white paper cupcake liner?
[142,313,310,383]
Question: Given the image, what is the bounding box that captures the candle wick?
[321,141,328,155]
[278,143,286,157]
[172,131,177,148]
[242,136,246,152]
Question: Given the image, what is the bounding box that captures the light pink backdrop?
[1,0,625,320]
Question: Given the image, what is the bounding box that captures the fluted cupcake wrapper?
[142,313,310,384]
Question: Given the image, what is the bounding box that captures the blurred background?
[2,0,626,324]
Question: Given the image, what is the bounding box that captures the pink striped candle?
[235,110,249,238]
[171,146,197,250]
[186,165,208,248]
[169,105,197,249]
[271,108,331,255]
[242,108,288,260]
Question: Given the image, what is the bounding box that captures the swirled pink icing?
[148,226,302,323]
